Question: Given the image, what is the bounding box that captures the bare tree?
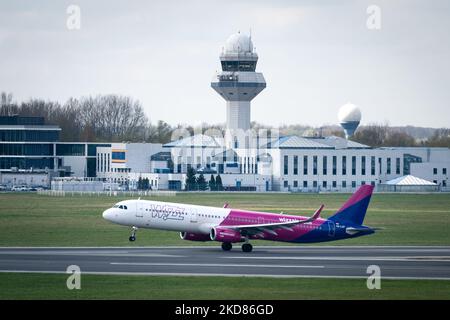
[0,92,17,115]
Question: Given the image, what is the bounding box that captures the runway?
[1,246,450,280]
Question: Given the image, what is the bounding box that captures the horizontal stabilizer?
[345,226,382,235]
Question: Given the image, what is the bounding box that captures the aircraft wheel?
[129,236,136,242]
[221,242,232,251]
[242,243,253,253]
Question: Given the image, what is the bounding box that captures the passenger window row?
[199,214,220,219]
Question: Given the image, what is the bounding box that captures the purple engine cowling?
[210,227,243,243]
[180,232,211,242]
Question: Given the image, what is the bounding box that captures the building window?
[332,156,337,175]
[0,129,59,142]
[342,156,347,175]
[443,168,447,175]
[293,156,298,175]
[303,156,308,175]
[378,157,382,175]
[322,181,327,189]
[387,158,391,174]
[303,181,308,188]
[0,143,54,156]
[352,181,356,188]
[284,155,289,175]
[433,168,438,175]
[111,151,125,162]
[371,181,375,186]
[293,180,298,188]
[443,180,447,187]
[323,156,327,175]
[361,156,366,176]
[283,180,288,188]
[403,153,422,175]
[361,181,366,185]
[57,144,85,156]
[332,181,337,188]
[313,181,317,188]
[313,156,318,175]
[342,181,347,188]
[396,158,401,175]
[371,156,376,175]
[352,156,356,175]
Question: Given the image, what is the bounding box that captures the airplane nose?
[102,209,112,221]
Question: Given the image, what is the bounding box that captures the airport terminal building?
[1,33,449,192]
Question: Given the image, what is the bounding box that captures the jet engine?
[179,232,211,241]
[210,227,243,243]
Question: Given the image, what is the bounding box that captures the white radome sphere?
[224,32,253,54]
[338,103,362,123]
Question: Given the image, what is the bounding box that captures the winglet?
[223,203,229,208]
[312,204,324,220]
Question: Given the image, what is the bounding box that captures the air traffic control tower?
[211,32,266,148]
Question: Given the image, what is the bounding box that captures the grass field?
[0,192,449,246]
[1,273,450,300]
[0,192,450,300]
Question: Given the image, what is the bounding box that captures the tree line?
[0,92,173,143]
[349,124,450,148]
[1,92,449,147]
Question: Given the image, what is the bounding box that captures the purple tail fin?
[330,185,374,225]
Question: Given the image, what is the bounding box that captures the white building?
[96,143,164,185]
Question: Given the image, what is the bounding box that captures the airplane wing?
[225,205,324,236]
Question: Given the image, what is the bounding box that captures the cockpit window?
[113,205,128,210]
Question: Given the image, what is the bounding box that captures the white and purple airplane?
[102,185,376,252]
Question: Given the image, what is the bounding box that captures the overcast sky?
[1,0,449,128]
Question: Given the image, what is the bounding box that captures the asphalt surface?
[1,246,450,280]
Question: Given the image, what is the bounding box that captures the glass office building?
[0,115,110,177]
[0,115,60,171]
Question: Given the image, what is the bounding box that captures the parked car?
[11,185,29,192]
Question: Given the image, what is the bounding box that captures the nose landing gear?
[129,226,137,242]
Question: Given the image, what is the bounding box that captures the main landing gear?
[129,226,137,242]
[221,241,253,252]
[221,242,232,251]
[242,243,253,253]
[242,235,253,252]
